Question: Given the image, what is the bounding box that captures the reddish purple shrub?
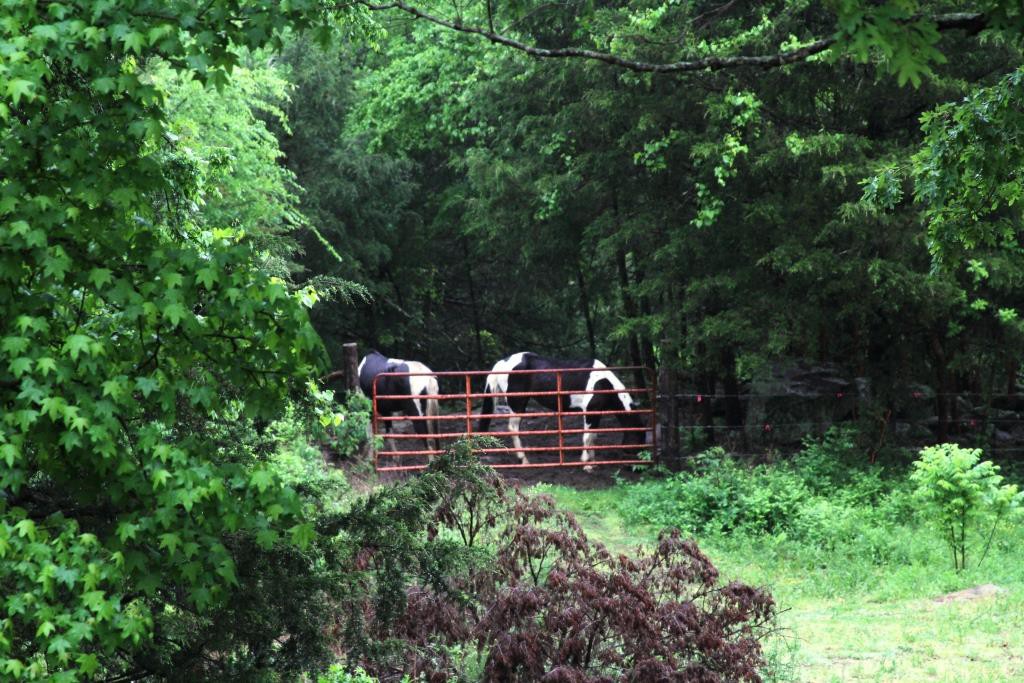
[342,448,775,681]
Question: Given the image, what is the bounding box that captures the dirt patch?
[933,584,1006,604]
[486,462,647,490]
[375,457,649,491]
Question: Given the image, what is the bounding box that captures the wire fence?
[658,387,1024,460]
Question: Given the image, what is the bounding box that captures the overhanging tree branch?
[353,2,988,73]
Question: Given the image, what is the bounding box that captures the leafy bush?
[317,666,381,683]
[104,403,357,681]
[790,426,863,493]
[911,443,1023,570]
[786,496,912,564]
[323,392,374,460]
[618,430,924,566]
[338,440,777,682]
[621,447,809,536]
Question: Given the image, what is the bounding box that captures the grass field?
[538,482,1024,682]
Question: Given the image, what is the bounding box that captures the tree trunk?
[616,248,646,388]
[929,330,950,441]
[610,188,646,388]
[576,261,597,358]
[639,292,657,371]
[699,372,716,445]
[632,256,657,372]
[343,342,373,461]
[657,340,680,465]
[721,351,744,430]
[461,239,485,366]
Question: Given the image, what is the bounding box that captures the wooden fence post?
[343,342,360,394]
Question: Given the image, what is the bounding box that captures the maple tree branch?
[353,2,988,73]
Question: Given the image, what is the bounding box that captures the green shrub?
[787,496,911,564]
[789,426,862,492]
[316,666,381,683]
[911,443,1023,570]
[788,497,861,550]
[621,447,809,536]
[268,407,351,514]
[126,401,358,680]
[619,432,927,566]
[323,392,374,460]
[733,468,809,535]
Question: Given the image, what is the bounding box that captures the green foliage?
[911,443,1023,570]
[793,427,888,499]
[266,402,353,513]
[619,429,921,563]
[691,90,761,229]
[621,447,809,536]
[133,412,354,680]
[616,433,1024,580]
[159,59,307,276]
[830,0,947,87]
[0,1,366,678]
[332,439,501,667]
[546,473,1024,680]
[274,36,419,363]
[288,0,1024,416]
[316,666,382,683]
[322,392,375,461]
[914,68,1024,259]
[3,0,1024,676]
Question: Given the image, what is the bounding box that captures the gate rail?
[372,367,656,472]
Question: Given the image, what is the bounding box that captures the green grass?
[536,482,1024,682]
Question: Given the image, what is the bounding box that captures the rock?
[744,361,860,442]
[933,584,1005,604]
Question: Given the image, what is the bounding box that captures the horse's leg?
[409,391,439,453]
[508,415,527,464]
[424,394,440,454]
[407,398,434,453]
[507,396,530,464]
[582,414,601,472]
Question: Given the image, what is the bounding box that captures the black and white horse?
[478,351,646,468]
[359,350,440,452]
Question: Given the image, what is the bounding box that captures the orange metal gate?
[371,367,656,472]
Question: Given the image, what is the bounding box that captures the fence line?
[658,380,1024,463]
[661,392,1024,400]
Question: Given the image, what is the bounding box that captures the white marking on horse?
[567,361,632,469]
[484,351,527,404]
[479,352,642,470]
[483,352,529,462]
[399,359,437,417]
[361,352,440,451]
[569,360,634,411]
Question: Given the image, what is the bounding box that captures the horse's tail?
[425,375,440,452]
[477,374,496,433]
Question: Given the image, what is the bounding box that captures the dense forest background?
[274,4,1024,451]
